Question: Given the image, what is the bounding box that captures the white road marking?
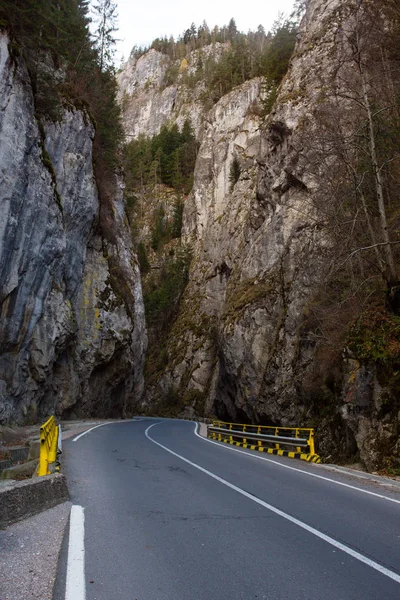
[145,422,400,585]
[72,422,122,442]
[65,505,85,600]
[193,423,400,505]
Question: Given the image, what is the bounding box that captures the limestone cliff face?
[118,1,399,470]
[118,9,338,438]
[0,33,146,423]
[117,44,228,139]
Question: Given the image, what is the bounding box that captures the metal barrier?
[208,420,321,463]
[37,416,60,476]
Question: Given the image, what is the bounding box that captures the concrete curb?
[0,473,69,529]
[319,463,400,489]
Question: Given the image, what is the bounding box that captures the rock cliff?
[118,0,400,470]
[117,43,228,139]
[0,32,146,424]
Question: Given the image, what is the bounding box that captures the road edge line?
[65,505,85,600]
[72,422,123,442]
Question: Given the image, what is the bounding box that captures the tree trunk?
[360,71,397,282]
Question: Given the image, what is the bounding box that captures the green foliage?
[144,247,192,331]
[152,386,207,418]
[195,23,296,105]
[381,456,400,477]
[261,19,297,83]
[1,1,88,113]
[128,18,297,106]
[163,62,180,86]
[145,197,183,258]
[137,242,150,275]
[171,199,184,239]
[92,0,118,72]
[229,156,241,191]
[151,206,168,251]
[1,0,122,169]
[90,70,123,168]
[347,307,400,363]
[123,119,198,194]
[262,83,278,115]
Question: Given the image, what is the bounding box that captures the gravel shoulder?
[0,501,71,600]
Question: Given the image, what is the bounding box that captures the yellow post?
[275,427,280,450]
[38,426,49,477]
[37,416,59,476]
[309,429,316,456]
[295,428,301,454]
[257,426,262,448]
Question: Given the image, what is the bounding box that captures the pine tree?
[92,0,118,72]
[228,18,238,40]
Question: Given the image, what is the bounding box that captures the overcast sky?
[113,0,296,64]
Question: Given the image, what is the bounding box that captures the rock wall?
[0,33,146,423]
[128,0,400,469]
[117,44,228,139]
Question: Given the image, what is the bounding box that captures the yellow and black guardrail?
[208,420,321,463]
[37,416,61,476]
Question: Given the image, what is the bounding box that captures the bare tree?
[299,0,400,293]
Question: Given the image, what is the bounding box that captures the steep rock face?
[117,1,399,469]
[140,0,389,466]
[144,76,266,414]
[0,33,146,423]
[117,44,228,138]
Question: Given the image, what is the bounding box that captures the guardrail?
[207,420,321,463]
[37,416,61,476]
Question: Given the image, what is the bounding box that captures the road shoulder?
[0,501,71,600]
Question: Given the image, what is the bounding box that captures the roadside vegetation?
[0,0,122,174]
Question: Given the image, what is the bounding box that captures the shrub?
[229,156,241,191]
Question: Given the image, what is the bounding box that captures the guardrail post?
[257,426,263,449]
[275,427,280,450]
[309,429,316,456]
[38,427,49,476]
[37,416,59,476]
[49,427,58,464]
[242,424,247,445]
[295,428,301,454]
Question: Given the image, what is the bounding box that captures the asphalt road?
[54,418,400,600]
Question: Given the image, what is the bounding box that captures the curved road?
[54,418,400,600]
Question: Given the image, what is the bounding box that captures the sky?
[113,0,296,65]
